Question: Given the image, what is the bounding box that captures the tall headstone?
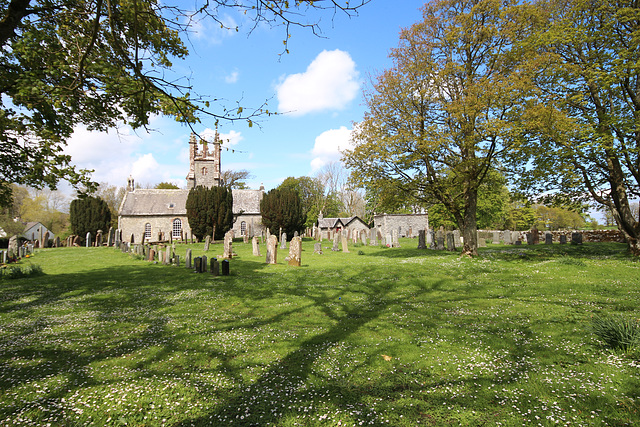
[453,230,461,247]
[511,231,519,245]
[204,235,211,251]
[446,232,456,251]
[185,248,192,269]
[223,231,233,259]
[243,233,249,244]
[492,231,500,244]
[201,255,208,272]
[8,235,18,258]
[545,232,553,245]
[531,226,540,244]
[436,227,445,250]
[385,233,392,247]
[418,230,426,249]
[221,260,230,276]
[166,246,172,265]
[426,229,433,246]
[559,234,567,244]
[526,233,534,245]
[266,235,278,264]
[332,232,340,251]
[194,257,202,273]
[252,236,261,256]
[392,229,400,247]
[85,232,91,248]
[211,258,219,276]
[370,229,378,246]
[43,231,50,248]
[54,236,60,248]
[360,230,368,246]
[341,234,350,253]
[502,230,512,245]
[148,249,156,262]
[107,227,114,247]
[280,233,287,249]
[288,236,302,266]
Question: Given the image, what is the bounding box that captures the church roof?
[231,189,263,214]
[119,189,189,216]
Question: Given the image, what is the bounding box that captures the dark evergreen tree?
[260,188,306,239]
[69,196,111,242]
[186,186,233,241]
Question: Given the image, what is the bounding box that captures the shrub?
[590,314,640,352]
[0,264,43,280]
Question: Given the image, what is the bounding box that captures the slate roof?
[119,189,189,216]
[118,188,263,216]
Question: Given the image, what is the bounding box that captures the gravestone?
[531,226,540,244]
[502,230,512,245]
[266,235,278,264]
[159,251,165,264]
[511,231,519,245]
[73,235,80,246]
[408,227,413,239]
[559,234,567,244]
[204,235,211,251]
[54,236,60,248]
[332,233,340,251]
[280,233,287,249]
[252,236,261,256]
[370,229,378,246]
[426,229,433,246]
[392,230,400,248]
[385,233,392,247]
[418,230,427,249]
[148,249,156,262]
[221,260,230,276]
[446,231,456,251]
[43,231,50,248]
[341,234,350,253]
[453,230,461,247]
[223,231,233,259]
[243,233,249,244]
[288,236,302,266]
[202,255,208,272]
[174,255,180,267]
[166,246,172,265]
[194,257,202,273]
[211,258,219,276]
[96,230,103,247]
[86,232,91,248]
[492,231,500,244]
[360,230,367,246]
[185,248,192,269]
[526,233,534,245]
[545,232,553,245]
[313,242,323,255]
[107,227,113,246]
[436,227,445,250]
[571,232,583,245]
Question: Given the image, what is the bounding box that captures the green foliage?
[591,314,640,352]
[278,176,331,228]
[155,182,180,190]
[221,170,254,189]
[69,196,111,240]
[0,263,42,280]
[535,205,586,230]
[185,186,233,241]
[260,188,306,238]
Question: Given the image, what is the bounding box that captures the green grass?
[1,239,639,426]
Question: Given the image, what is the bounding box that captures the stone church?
[118,132,264,242]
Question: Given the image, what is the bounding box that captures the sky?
[62,1,425,192]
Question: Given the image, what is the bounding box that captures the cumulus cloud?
[310,126,353,171]
[200,128,243,146]
[276,50,360,116]
[225,70,239,84]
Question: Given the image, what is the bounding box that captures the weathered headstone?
[54,236,60,248]
[392,230,400,248]
[501,230,512,245]
[73,235,80,247]
[436,227,445,250]
[280,233,287,249]
[418,230,426,249]
[360,230,368,246]
[252,236,261,256]
[201,255,207,272]
[332,233,340,251]
[453,230,461,247]
[43,231,50,248]
[492,231,500,244]
[385,233,392,247]
[266,235,278,264]
[341,235,350,253]
[313,242,323,255]
[96,230,103,247]
[370,229,378,246]
[531,226,540,244]
[185,248,192,269]
[571,232,583,245]
[107,227,114,247]
[526,233,534,245]
[559,234,567,244]
[545,232,553,245]
[288,236,302,266]
[165,246,172,265]
[221,259,230,276]
[204,235,211,251]
[148,249,156,262]
[446,231,456,251]
[223,231,233,259]
[86,232,91,248]
[194,257,202,273]
[159,250,166,264]
[511,231,519,245]
[211,258,219,276]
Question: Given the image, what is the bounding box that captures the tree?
[185,185,233,240]
[155,182,180,190]
[69,196,111,241]
[221,170,254,189]
[278,176,326,228]
[260,188,305,239]
[512,0,640,254]
[94,182,127,229]
[0,1,368,206]
[344,0,527,256]
[534,205,585,230]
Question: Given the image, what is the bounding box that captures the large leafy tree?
[343,0,528,256]
[69,195,111,241]
[0,0,367,206]
[511,0,640,254]
[185,185,233,240]
[260,187,305,239]
[278,176,327,227]
[221,169,254,189]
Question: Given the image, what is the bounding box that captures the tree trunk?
[461,187,478,257]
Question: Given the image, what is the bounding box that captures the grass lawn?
[1,238,639,426]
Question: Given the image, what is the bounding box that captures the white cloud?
[310,126,353,171]
[276,50,360,116]
[131,153,160,179]
[191,13,238,44]
[225,70,239,83]
[200,128,243,146]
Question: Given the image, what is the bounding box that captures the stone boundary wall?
[479,229,625,243]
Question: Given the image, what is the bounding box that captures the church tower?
[186,131,222,189]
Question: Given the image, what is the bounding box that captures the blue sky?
[63,1,425,191]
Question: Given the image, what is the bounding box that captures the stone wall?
[119,215,192,243]
[478,229,625,243]
[232,214,264,237]
[373,214,428,238]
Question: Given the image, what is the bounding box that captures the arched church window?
[172,219,182,238]
[144,223,151,239]
[241,221,247,236]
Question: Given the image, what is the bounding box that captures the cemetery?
[0,232,639,426]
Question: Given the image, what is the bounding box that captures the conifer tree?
[186,186,233,240]
[69,196,111,242]
[260,188,306,239]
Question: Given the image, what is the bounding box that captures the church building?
[117,132,264,242]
